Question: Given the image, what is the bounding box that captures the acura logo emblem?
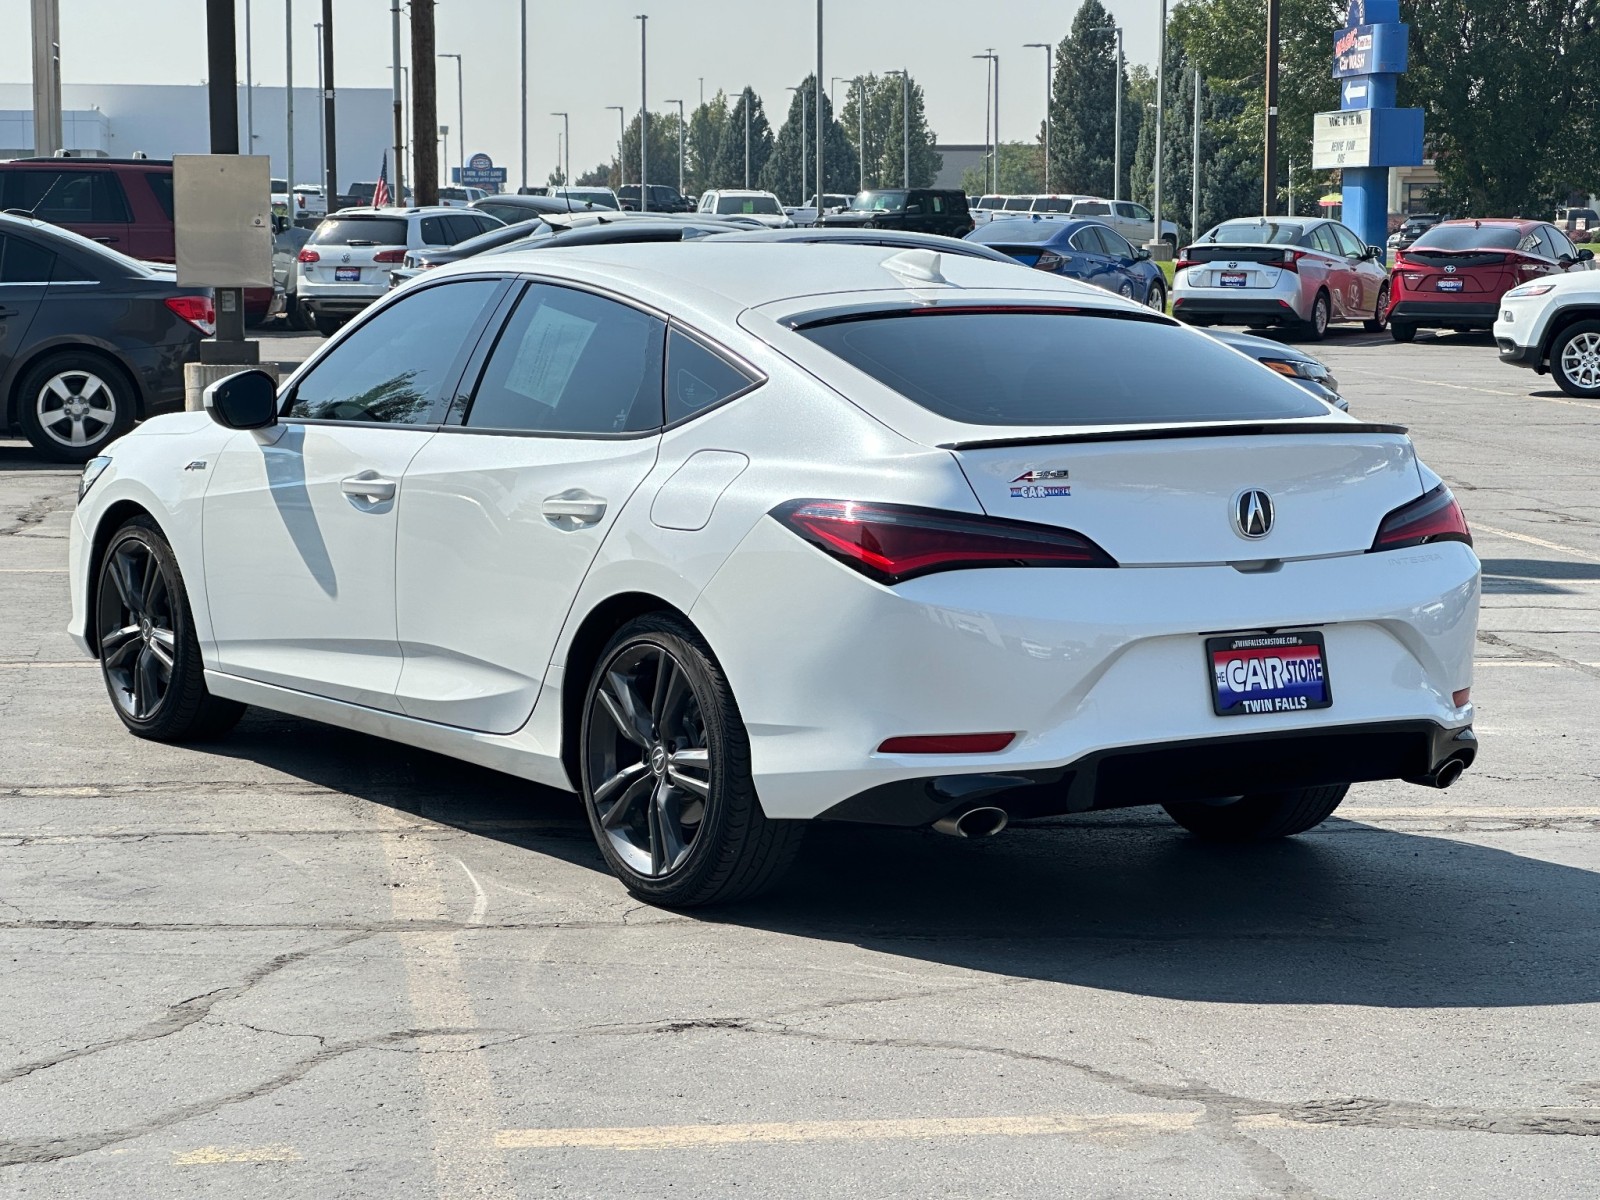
[1234,490,1274,539]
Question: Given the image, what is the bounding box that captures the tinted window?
[1035,198,1069,213]
[145,172,175,220]
[1331,224,1365,256]
[1410,224,1524,251]
[310,217,409,246]
[1548,226,1579,260]
[0,235,54,283]
[1072,200,1110,216]
[1099,227,1136,259]
[464,284,665,434]
[850,191,908,213]
[1002,197,1034,211]
[971,220,1060,246]
[2,170,129,224]
[799,312,1327,426]
[1069,226,1107,254]
[1127,204,1153,221]
[288,279,500,423]
[1308,225,1340,255]
[667,330,757,423]
[419,217,454,245]
[1206,220,1306,245]
[716,194,781,215]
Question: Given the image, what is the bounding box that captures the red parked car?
[0,158,280,324]
[1388,218,1594,342]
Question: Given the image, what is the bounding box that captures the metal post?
[519,0,528,191]
[1287,158,1295,217]
[1025,43,1050,192]
[285,0,294,212]
[400,65,409,185]
[314,21,325,188]
[815,0,824,207]
[1113,28,1123,201]
[1191,68,1200,241]
[438,53,463,180]
[29,0,63,158]
[1152,0,1165,252]
[637,15,648,212]
[744,91,751,188]
[992,53,1000,194]
[1264,0,1280,215]
[245,0,255,150]
[391,0,405,203]
[411,0,437,206]
[855,77,864,192]
[608,106,625,182]
[550,113,569,185]
[973,54,995,193]
[205,0,246,347]
[320,0,336,211]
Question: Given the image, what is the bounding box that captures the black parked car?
[818,189,974,238]
[617,184,695,213]
[471,193,582,225]
[0,214,213,462]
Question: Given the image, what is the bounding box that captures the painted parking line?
[494,1110,1202,1151]
[172,1144,301,1166]
[1341,807,1600,820]
[1473,522,1600,563]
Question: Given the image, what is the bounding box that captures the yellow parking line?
[494,1111,1201,1151]
[172,1145,301,1166]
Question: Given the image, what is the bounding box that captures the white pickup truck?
[785,193,853,228]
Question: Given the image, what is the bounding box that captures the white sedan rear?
[67,244,1480,906]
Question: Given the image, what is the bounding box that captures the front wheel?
[580,614,805,907]
[1551,320,1600,398]
[1146,281,1167,313]
[17,353,134,464]
[1364,282,1391,332]
[95,518,245,741]
[1161,784,1349,841]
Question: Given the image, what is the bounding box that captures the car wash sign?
[1332,17,1408,78]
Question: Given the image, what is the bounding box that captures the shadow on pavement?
[1479,555,1600,595]
[205,709,1600,1011]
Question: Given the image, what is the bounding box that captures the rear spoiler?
[940,421,1408,451]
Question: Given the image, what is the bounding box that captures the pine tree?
[1049,0,1129,196]
[710,88,774,190]
[759,75,858,203]
[686,92,730,194]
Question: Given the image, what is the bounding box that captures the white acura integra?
[67,243,1481,906]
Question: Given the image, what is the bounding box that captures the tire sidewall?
[18,352,135,463]
[97,518,199,736]
[1553,321,1600,397]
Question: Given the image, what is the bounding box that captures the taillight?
[1280,249,1306,273]
[164,294,215,336]
[1175,257,1198,270]
[297,247,320,263]
[373,248,405,263]
[1370,484,1472,552]
[1035,251,1064,272]
[772,500,1117,584]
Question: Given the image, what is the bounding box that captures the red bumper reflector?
[878,733,1016,754]
[1452,688,1471,708]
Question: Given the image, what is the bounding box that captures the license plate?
[1207,631,1332,717]
[1436,278,1463,292]
[335,267,361,282]
[1220,271,1247,288]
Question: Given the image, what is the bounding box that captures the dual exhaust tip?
[932,805,1009,839]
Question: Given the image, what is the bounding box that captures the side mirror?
[204,370,279,430]
[1581,248,1596,262]
[1135,247,1151,261]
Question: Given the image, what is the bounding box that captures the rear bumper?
[1390,300,1499,327]
[1172,296,1300,324]
[301,295,379,317]
[822,721,1479,825]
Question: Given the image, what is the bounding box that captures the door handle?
[93,236,120,245]
[541,489,607,528]
[0,307,17,319]
[341,472,397,503]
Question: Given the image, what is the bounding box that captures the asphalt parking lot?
[2,327,1598,1197]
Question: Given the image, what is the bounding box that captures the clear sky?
[0,0,1162,182]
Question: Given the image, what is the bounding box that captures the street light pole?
[245,0,254,151]
[664,99,684,195]
[1024,42,1050,192]
[1114,27,1123,201]
[285,0,294,212]
[438,52,463,179]
[744,89,751,188]
[607,105,625,183]
[886,69,908,187]
[1152,0,1166,254]
[519,0,528,191]
[993,53,1000,194]
[636,15,648,212]
[314,21,325,189]
[1192,68,1201,242]
[551,112,569,185]
[815,0,824,212]
[853,76,865,192]
[973,54,995,193]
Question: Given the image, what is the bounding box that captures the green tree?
[687,92,729,194]
[840,73,941,190]
[710,88,775,190]
[961,143,1044,196]
[760,75,859,202]
[574,163,611,187]
[1049,0,1134,196]
[613,112,685,193]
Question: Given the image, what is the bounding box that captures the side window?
[1518,229,1547,257]
[667,329,758,424]
[1127,203,1153,222]
[145,173,175,220]
[1310,225,1341,255]
[419,216,453,245]
[929,194,945,214]
[0,235,55,283]
[1548,226,1579,261]
[1069,226,1106,254]
[1099,227,1135,260]
[464,284,666,435]
[904,193,925,214]
[288,279,501,423]
[1331,224,1365,257]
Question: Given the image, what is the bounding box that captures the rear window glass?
[1072,201,1110,216]
[973,220,1061,245]
[1001,197,1034,211]
[1410,224,1524,251]
[311,217,408,246]
[798,312,1327,427]
[1204,220,1306,245]
[717,194,781,215]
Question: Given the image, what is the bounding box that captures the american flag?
[372,153,391,208]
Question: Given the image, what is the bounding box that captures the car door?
[1114,202,1154,244]
[392,280,669,732]
[1330,222,1380,314]
[0,234,50,380]
[1308,223,1356,319]
[201,277,505,709]
[9,169,135,254]
[1095,225,1146,297]
[1067,225,1117,290]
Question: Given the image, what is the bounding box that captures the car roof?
[2,157,170,169]
[707,227,1016,262]
[327,206,461,217]
[1435,217,1539,229]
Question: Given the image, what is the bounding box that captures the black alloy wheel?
[95,518,245,741]
[580,614,804,907]
[1162,784,1349,841]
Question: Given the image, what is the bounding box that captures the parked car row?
[972,193,1181,247]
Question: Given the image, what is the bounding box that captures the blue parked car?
[968,216,1167,311]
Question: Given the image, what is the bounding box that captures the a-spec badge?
[183,460,208,472]
[1010,468,1071,499]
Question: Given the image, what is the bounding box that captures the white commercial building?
[0,82,395,190]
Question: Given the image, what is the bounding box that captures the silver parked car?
[1172,216,1392,340]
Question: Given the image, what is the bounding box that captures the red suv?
[0,158,279,323]
[1388,218,1594,342]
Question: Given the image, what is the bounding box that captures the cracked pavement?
[2,330,1599,1197]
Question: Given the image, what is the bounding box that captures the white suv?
[1495,264,1600,398]
[297,207,501,336]
[695,189,792,228]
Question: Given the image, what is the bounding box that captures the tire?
[1302,292,1330,341]
[95,517,246,742]
[579,613,805,907]
[1550,320,1600,398]
[1146,281,1167,313]
[1161,784,1349,842]
[315,312,343,338]
[16,352,135,464]
[1390,321,1417,344]
[1364,282,1391,332]
[287,297,316,332]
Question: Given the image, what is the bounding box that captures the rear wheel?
[1390,321,1417,343]
[95,518,245,742]
[1161,784,1349,841]
[286,297,316,332]
[580,614,805,907]
[1364,282,1391,332]
[17,352,134,464]
[1551,321,1600,398]
[1302,292,1331,341]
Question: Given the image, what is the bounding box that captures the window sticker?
[503,302,597,408]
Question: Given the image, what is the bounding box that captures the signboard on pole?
[452,152,508,191]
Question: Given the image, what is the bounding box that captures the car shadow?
[0,442,78,472]
[1479,555,1600,596]
[205,709,1600,1011]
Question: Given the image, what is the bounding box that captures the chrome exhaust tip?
[932,806,1009,839]
[1406,754,1469,790]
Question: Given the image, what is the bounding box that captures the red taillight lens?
[164,294,215,336]
[878,733,1016,754]
[773,500,1117,584]
[1034,251,1065,272]
[373,248,405,263]
[1370,484,1472,552]
[1175,258,1198,270]
[1280,249,1306,273]
[297,247,320,263]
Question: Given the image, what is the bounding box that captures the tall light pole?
[664,98,684,195]
[551,112,569,185]
[390,0,405,203]
[788,85,807,204]
[815,0,824,214]
[1152,0,1166,255]
[438,52,463,180]
[284,0,294,206]
[607,105,625,182]
[744,89,751,187]
[635,15,648,212]
[973,53,995,193]
[852,76,865,192]
[519,0,529,191]
[314,21,326,187]
[245,0,255,150]
[992,52,1000,194]
[1024,43,1050,192]
[1192,68,1201,242]
[886,69,908,187]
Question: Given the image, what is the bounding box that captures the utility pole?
[411,0,438,205]
[314,21,325,186]
[284,0,294,208]
[664,99,684,195]
[973,54,995,193]
[1192,68,1201,242]
[744,90,751,187]
[204,0,246,349]
[1113,27,1123,201]
[636,15,648,212]
[1025,43,1050,192]
[608,106,625,183]
[1151,0,1166,257]
[551,112,569,185]
[1264,0,1281,214]
[815,0,824,209]
[320,0,336,207]
[520,0,529,192]
[992,52,1000,194]
[29,0,63,157]
[391,0,405,203]
[245,0,255,151]
[854,76,865,192]
[438,52,463,180]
